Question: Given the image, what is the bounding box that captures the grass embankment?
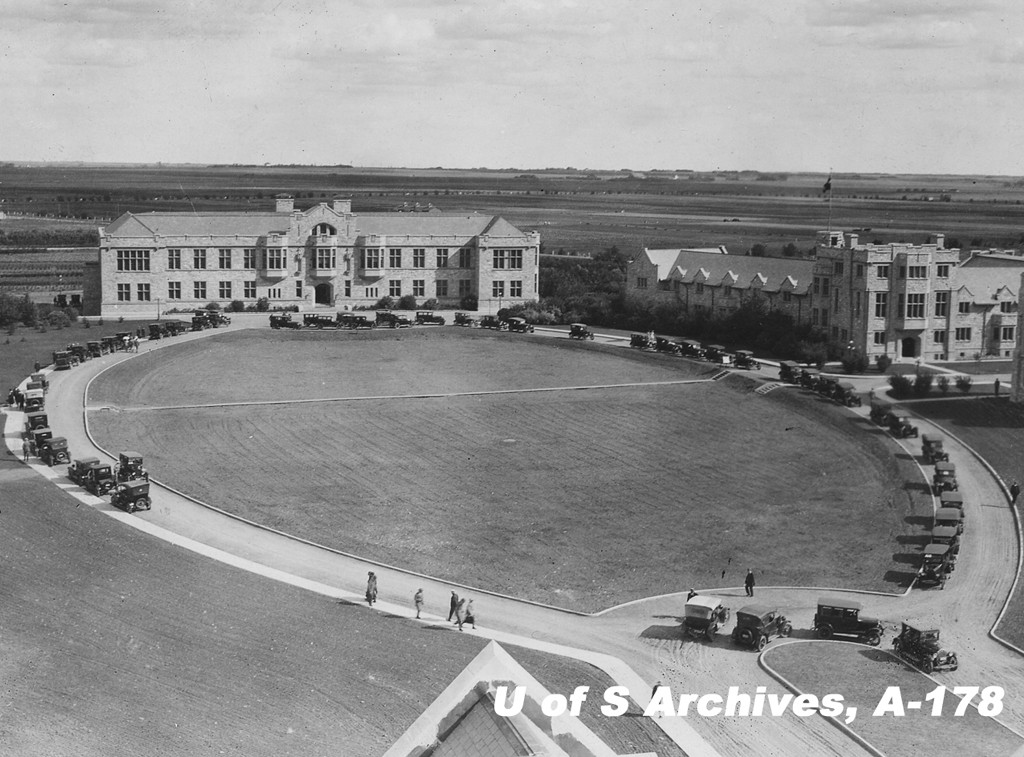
[911,398,1024,650]
[765,642,1022,757]
[89,329,929,612]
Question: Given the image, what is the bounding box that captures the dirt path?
[24,320,1024,757]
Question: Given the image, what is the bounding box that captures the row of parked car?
[777,362,863,407]
[269,310,448,330]
[630,333,761,369]
[682,595,958,672]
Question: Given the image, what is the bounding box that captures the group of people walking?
[365,572,477,631]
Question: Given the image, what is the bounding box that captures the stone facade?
[93,197,540,316]
[1013,272,1024,404]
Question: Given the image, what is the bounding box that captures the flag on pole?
[823,173,832,193]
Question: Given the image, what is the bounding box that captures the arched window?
[313,223,337,236]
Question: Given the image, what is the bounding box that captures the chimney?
[935,233,945,249]
[332,197,351,214]
[275,194,294,213]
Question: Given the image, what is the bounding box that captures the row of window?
[871,291,1018,319]
[828,261,953,280]
[361,248,517,270]
[869,326,1015,347]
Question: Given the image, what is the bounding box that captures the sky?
[2,0,1024,175]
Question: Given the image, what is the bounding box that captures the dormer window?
[313,223,337,236]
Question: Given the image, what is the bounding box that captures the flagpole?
[826,170,833,244]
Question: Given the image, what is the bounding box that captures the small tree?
[888,374,913,398]
[255,297,270,312]
[956,375,973,394]
[841,352,869,374]
[421,298,438,310]
[912,371,933,398]
[876,354,892,373]
[459,293,478,311]
[228,300,245,313]
[205,302,222,311]
[937,375,950,394]
[397,294,417,310]
[375,295,396,310]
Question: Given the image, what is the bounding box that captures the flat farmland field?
[89,329,929,612]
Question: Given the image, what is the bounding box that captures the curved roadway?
[14,316,1024,757]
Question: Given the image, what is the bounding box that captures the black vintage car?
[799,367,821,390]
[115,451,149,482]
[813,597,883,645]
[110,479,153,514]
[630,333,656,349]
[478,315,505,330]
[270,313,302,329]
[87,340,105,358]
[83,462,116,496]
[52,350,74,370]
[68,457,101,486]
[23,410,48,436]
[303,313,340,329]
[938,490,963,510]
[892,623,958,673]
[677,339,705,359]
[934,507,964,535]
[376,311,414,328]
[932,461,957,495]
[38,436,70,467]
[778,360,802,384]
[921,434,948,464]
[731,605,792,650]
[415,311,446,325]
[454,312,476,327]
[889,412,919,438]
[733,350,760,370]
[833,381,862,407]
[28,427,53,456]
[655,336,681,355]
[869,399,892,425]
[683,595,731,641]
[505,317,534,333]
[148,323,165,340]
[568,323,595,340]
[918,543,953,588]
[703,344,732,365]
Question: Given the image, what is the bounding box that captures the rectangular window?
[117,283,130,301]
[194,281,207,300]
[812,308,819,325]
[933,330,946,345]
[244,249,257,269]
[782,291,792,302]
[813,277,820,295]
[856,264,864,278]
[168,249,181,270]
[168,282,181,300]
[937,264,950,278]
[508,250,523,269]
[295,280,303,298]
[458,279,472,296]
[873,331,886,346]
[958,300,971,314]
[935,291,949,317]
[724,285,733,297]
[493,281,505,298]
[413,279,425,297]
[874,292,888,318]
[269,287,281,299]
[136,283,151,302]
[389,280,402,297]
[344,280,351,297]
[365,287,378,299]
[906,293,925,318]
[389,248,402,268]
[510,280,522,297]
[244,281,256,299]
[458,248,472,268]
[822,278,830,295]
[493,250,507,269]
[877,264,890,279]
[1002,326,1016,342]
[436,249,448,268]
[362,248,382,270]
[117,249,151,272]
[265,248,286,270]
[219,249,232,269]
[695,282,704,295]
[820,309,829,327]
[1000,301,1015,313]
[193,249,207,269]
[413,248,425,268]
[908,265,927,279]
[316,248,336,270]
[834,261,844,276]
[955,327,972,342]
[898,294,905,317]
[436,280,448,297]
[220,281,232,300]
[834,288,840,311]
[637,277,649,289]
[898,266,906,279]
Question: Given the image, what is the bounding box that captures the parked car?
[376,311,414,328]
[869,399,892,425]
[24,389,45,412]
[704,345,732,365]
[415,311,446,325]
[148,323,165,340]
[778,361,802,383]
[889,413,919,438]
[932,461,957,495]
[934,507,964,535]
[678,339,705,359]
[110,479,153,514]
[921,434,948,464]
[52,350,73,370]
[478,315,505,330]
[28,427,53,456]
[191,315,209,331]
[23,411,48,436]
[38,436,70,466]
[812,597,883,645]
[938,491,963,511]
[892,623,958,673]
[115,332,133,349]
[816,376,838,398]
[833,382,862,407]
[101,335,120,353]
[454,312,476,327]
[304,313,340,329]
[87,340,105,358]
[568,323,595,340]
[115,451,149,482]
[918,543,952,588]
[731,605,792,650]
[799,367,821,390]
[166,320,191,335]
[67,457,101,486]
[931,526,961,559]
[654,336,680,355]
[345,314,376,330]
[630,333,656,349]
[506,317,534,333]
[733,350,760,370]
[270,313,302,329]
[30,372,49,391]
[83,462,115,496]
[682,595,731,641]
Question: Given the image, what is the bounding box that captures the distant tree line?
[0,228,100,247]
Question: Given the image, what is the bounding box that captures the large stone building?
[91,196,540,316]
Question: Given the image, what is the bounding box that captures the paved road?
[12,317,1024,757]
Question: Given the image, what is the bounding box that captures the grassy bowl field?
[88,328,931,612]
[764,641,1023,757]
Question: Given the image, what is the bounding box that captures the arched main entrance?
[314,283,333,306]
[901,336,917,358]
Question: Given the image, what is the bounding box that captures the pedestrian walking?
[414,588,424,619]
[22,439,31,463]
[365,571,378,606]
[447,590,460,622]
[686,588,698,601]
[744,569,755,597]
[1011,481,1021,506]
[995,378,1001,397]
[464,599,476,629]
[16,388,24,410]
[455,597,468,631]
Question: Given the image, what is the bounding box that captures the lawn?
[910,398,1024,650]
[764,641,1022,757]
[0,318,150,394]
[88,329,930,612]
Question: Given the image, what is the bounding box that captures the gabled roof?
[103,212,289,238]
[355,213,506,238]
[955,266,1022,304]
[657,250,815,294]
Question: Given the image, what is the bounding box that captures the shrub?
[227,300,246,313]
[421,298,438,310]
[912,371,933,397]
[98,317,104,325]
[937,375,950,394]
[117,315,125,323]
[47,310,71,329]
[255,297,270,312]
[840,352,869,374]
[956,375,973,394]
[81,318,90,329]
[375,295,396,310]
[459,293,478,311]
[876,354,892,373]
[397,294,417,310]
[205,302,222,311]
[63,307,79,322]
[888,374,913,398]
